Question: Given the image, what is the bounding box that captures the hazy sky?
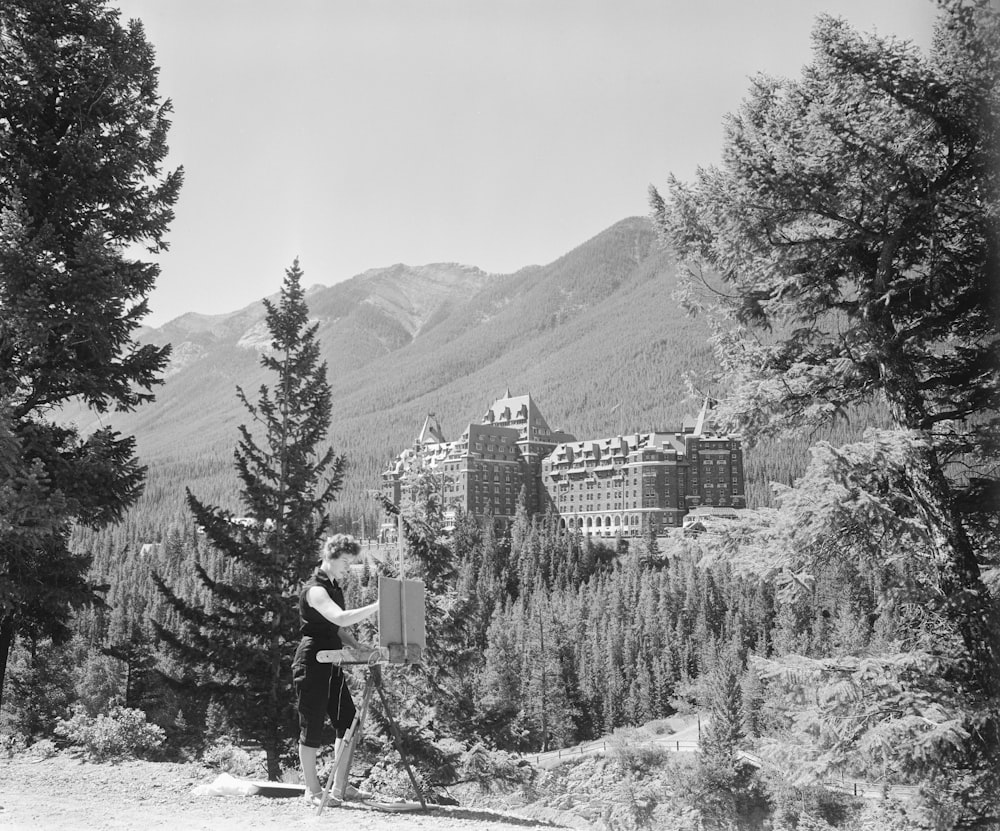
[114,0,939,326]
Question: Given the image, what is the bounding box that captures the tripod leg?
[317,672,374,815]
[373,677,427,809]
[316,723,352,815]
[334,671,374,797]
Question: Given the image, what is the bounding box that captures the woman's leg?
[333,737,346,794]
[328,668,357,797]
[294,658,333,798]
[299,743,321,796]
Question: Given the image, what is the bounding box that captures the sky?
[113,0,940,327]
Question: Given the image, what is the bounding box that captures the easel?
[314,514,426,816]
[313,652,425,814]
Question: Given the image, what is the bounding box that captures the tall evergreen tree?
[652,2,1000,825]
[694,645,758,829]
[652,0,999,688]
[0,0,181,710]
[475,601,525,746]
[520,581,576,750]
[154,260,343,779]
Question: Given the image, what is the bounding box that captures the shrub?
[457,741,533,790]
[201,740,266,778]
[54,705,165,761]
[27,738,59,759]
[0,733,27,758]
[608,727,669,773]
[360,758,424,800]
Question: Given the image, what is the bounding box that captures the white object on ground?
[192,772,258,797]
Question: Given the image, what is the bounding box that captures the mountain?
[68,216,775,527]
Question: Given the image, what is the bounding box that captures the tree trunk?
[0,613,15,716]
[538,612,548,753]
[908,439,998,696]
[878,339,1000,698]
[265,739,281,782]
[266,626,282,781]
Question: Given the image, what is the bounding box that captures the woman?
[292,534,379,807]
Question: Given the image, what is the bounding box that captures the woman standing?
[293,534,378,806]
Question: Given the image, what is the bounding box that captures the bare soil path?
[526,714,703,769]
[0,754,564,831]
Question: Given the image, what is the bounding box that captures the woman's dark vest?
[297,569,343,650]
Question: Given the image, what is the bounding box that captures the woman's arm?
[307,586,378,627]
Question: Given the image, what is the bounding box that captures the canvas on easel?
[377,576,425,664]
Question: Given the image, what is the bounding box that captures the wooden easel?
[313,652,426,815]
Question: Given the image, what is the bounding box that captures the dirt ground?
[0,753,564,831]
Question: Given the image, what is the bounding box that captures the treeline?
[6,491,874,760]
[379,499,893,757]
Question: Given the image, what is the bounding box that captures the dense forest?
[7,446,984,829]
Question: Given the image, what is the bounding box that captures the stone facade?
[382,391,745,536]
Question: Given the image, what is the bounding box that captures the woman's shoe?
[305,790,341,808]
[338,784,373,801]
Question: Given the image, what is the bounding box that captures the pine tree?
[475,601,524,746]
[153,260,343,779]
[520,582,576,750]
[653,0,999,699]
[638,523,664,568]
[653,4,1000,823]
[0,0,182,709]
[692,644,752,828]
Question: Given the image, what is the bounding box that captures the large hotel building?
[381,391,745,537]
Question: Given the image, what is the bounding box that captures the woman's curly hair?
[322,533,360,560]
